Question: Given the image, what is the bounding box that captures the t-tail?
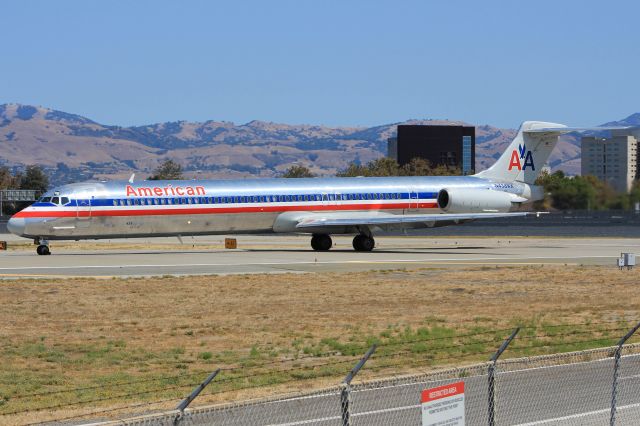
[475,121,568,184]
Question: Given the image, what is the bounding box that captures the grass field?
[1,265,640,424]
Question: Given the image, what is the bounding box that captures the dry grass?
[1,265,640,424]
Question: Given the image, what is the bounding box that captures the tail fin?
[475,121,567,184]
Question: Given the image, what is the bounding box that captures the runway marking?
[619,374,640,381]
[515,401,640,425]
[0,255,615,272]
[0,273,115,279]
[266,403,421,426]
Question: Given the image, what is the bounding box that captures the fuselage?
[7,175,530,240]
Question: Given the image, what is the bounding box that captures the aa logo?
[508,144,535,171]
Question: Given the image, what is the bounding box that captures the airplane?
[6,121,621,255]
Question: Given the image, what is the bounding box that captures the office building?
[389,125,475,175]
[581,130,639,193]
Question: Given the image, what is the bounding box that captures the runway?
[0,235,638,278]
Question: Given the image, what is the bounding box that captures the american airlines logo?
[508,144,535,171]
[125,185,206,197]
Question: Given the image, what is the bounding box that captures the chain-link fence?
[87,343,640,426]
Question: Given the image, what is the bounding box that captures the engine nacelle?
[437,188,525,213]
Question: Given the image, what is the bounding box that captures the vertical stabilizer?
[475,121,566,184]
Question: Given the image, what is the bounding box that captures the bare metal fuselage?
[9,175,526,240]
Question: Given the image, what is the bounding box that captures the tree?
[338,156,463,177]
[19,165,49,196]
[367,157,402,176]
[282,165,315,178]
[427,164,462,176]
[336,163,370,177]
[149,159,183,180]
[401,158,432,176]
[338,157,402,177]
[535,171,613,210]
[0,166,19,190]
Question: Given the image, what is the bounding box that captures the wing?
[288,211,541,231]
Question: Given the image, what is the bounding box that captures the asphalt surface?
[0,235,638,278]
[86,354,640,425]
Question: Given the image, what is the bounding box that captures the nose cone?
[7,217,26,236]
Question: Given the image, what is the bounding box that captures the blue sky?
[2,0,639,128]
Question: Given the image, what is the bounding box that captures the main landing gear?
[352,234,375,252]
[311,234,333,251]
[309,234,375,252]
[35,238,51,256]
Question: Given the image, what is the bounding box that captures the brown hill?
[0,104,589,183]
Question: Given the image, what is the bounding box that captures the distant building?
[387,137,397,162]
[388,125,475,175]
[581,130,639,193]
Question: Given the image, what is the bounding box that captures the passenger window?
[113,200,118,206]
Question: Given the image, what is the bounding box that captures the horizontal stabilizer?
[524,126,631,134]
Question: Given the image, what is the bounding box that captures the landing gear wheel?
[353,234,375,252]
[310,234,332,251]
[36,245,50,256]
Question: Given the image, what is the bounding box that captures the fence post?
[174,369,221,425]
[610,321,640,426]
[340,344,377,426]
[488,328,519,426]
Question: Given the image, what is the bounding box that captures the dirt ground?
[1,265,639,424]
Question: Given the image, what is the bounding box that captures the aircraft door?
[408,191,419,212]
[76,196,93,227]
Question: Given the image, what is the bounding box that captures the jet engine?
[437,188,526,213]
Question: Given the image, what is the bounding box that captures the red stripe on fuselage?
[13,202,439,219]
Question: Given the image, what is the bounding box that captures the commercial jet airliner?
[7,121,620,255]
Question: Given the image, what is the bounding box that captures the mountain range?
[1,103,638,185]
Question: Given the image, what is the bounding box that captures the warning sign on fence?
[421,381,465,426]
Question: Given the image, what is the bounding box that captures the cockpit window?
[40,197,52,203]
[61,197,70,205]
[52,197,60,204]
